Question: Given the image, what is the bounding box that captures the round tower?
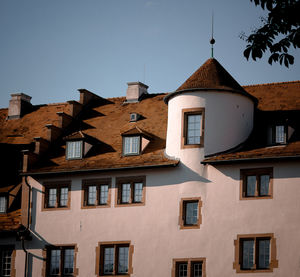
[165,58,256,168]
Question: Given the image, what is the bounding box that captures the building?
[0,58,300,277]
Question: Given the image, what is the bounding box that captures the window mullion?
[255,175,259,197]
[114,245,118,275]
[60,248,64,277]
[253,238,257,270]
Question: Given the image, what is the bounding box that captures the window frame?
[233,233,278,273]
[172,258,206,277]
[115,176,146,207]
[81,178,112,209]
[179,197,202,229]
[0,245,16,277]
[272,124,287,145]
[122,135,141,156]
[42,181,71,211]
[95,241,134,277]
[43,245,78,277]
[0,194,8,214]
[66,140,84,160]
[181,108,205,149]
[240,168,273,200]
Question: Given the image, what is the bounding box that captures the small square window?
[172,258,206,277]
[233,234,278,273]
[0,195,7,213]
[96,242,133,276]
[66,141,83,160]
[182,108,205,149]
[115,176,146,206]
[82,179,111,209]
[240,168,273,199]
[123,136,140,155]
[43,182,71,210]
[179,198,202,229]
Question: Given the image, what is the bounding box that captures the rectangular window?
[0,247,15,277]
[182,108,205,148]
[240,168,273,199]
[43,182,71,210]
[45,246,77,277]
[115,176,146,206]
[172,258,205,277]
[179,198,202,229]
[0,196,7,213]
[66,141,83,159]
[275,125,286,144]
[234,234,277,273]
[82,179,111,208]
[96,242,133,276]
[123,136,140,155]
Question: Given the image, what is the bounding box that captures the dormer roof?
[165,58,257,103]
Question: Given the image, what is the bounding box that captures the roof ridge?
[243,80,300,88]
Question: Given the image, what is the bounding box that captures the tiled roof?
[28,94,178,174]
[0,209,22,232]
[243,81,300,111]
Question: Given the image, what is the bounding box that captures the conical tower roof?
[165,58,257,103]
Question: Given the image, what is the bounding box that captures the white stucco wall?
[166,91,254,159]
[5,161,299,277]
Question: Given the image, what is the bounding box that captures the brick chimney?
[8,93,32,119]
[126,82,148,102]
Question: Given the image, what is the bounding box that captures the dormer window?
[274,125,286,144]
[66,140,83,159]
[0,195,7,213]
[130,113,140,122]
[123,136,140,155]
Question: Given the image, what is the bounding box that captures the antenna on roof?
[210,11,215,58]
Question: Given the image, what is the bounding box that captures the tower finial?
[210,11,215,58]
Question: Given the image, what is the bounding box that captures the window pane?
[63,249,74,274]
[258,239,270,269]
[185,202,198,225]
[67,141,82,159]
[192,262,202,277]
[48,188,57,207]
[260,175,270,196]
[133,183,143,203]
[60,187,68,207]
[100,185,109,205]
[177,263,188,277]
[242,240,254,269]
[275,125,285,143]
[0,196,7,213]
[50,249,60,275]
[124,136,140,155]
[118,247,129,274]
[88,185,97,205]
[187,114,201,144]
[1,249,12,277]
[246,176,256,197]
[121,184,131,203]
[104,247,114,275]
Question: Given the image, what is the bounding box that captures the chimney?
[126,82,148,102]
[8,93,32,119]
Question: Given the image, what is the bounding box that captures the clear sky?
[0,0,299,108]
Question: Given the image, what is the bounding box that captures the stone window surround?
[0,245,16,277]
[233,233,278,273]
[179,197,202,230]
[81,178,112,209]
[171,258,206,277]
[240,167,273,200]
[181,107,205,149]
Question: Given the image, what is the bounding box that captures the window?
[172,258,206,277]
[0,246,15,277]
[240,168,273,199]
[66,141,83,159]
[123,136,140,155]
[179,198,202,229]
[115,176,146,206]
[182,108,205,148]
[96,241,133,276]
[43,182,71,210]
[44,245,78,277]
[82,178,112,208]
[0,195,7,213]
[233,234,278,273]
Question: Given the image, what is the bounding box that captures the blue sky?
[0,0,299,108]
